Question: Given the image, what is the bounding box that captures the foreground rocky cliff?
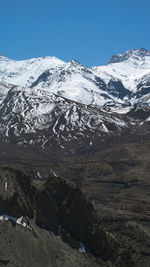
[0,167,133,267]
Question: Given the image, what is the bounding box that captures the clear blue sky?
[1,0,150,66]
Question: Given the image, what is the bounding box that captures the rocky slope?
[0,82,133,151]
[0,167,133,267]
[0,82,149,160]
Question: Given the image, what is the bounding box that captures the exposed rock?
[0,167,133,265]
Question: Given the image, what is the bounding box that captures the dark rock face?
[35,177,119,260]
[127,105,150,120]
[107,80,131,99]
[0,168,34,218]
[135,79,150,98]
[30,70,52,88]
[0,167,133,265]
[94,76,106,89]
[0,259,10,265]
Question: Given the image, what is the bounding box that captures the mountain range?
[0,48,150,152]
[1,48,150,109]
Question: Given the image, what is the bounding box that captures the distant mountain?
[0,49,150,151]
[108,48,150,64]
[1,49,150,107]
[93,48,150,103]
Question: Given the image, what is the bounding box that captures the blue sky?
[1,0,150,66]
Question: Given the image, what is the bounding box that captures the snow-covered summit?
[108,48,150,64]
[0,55,65,88]
[93,48,150,96]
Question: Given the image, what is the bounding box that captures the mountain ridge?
[0,48,150,151]
[1,48,150,107]
[108,48,150,64]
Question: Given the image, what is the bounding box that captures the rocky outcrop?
[0,167,134,265]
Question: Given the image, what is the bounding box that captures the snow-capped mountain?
[0,83,132,149]
[1,48,150,108]
[0,55,65,88]
[93,48,150,101]
[0,49,150,151]
[0,55,129,107]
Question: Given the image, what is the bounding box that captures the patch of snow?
[110,106,132,114]
[60,144,65,149]
[0,214,32,230]
[146,116,150,121]
[4,178,8,191]
[79,242,87,253]
[102,123,109,133]
[49,168,58,177]
[42,139,48,149]
[37,171,42,179]
[59,124,65,131]
[52,171,58,177]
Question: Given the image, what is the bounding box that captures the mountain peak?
[108,48,150,64]
[0,54,7,58]
[70,59,82,66]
